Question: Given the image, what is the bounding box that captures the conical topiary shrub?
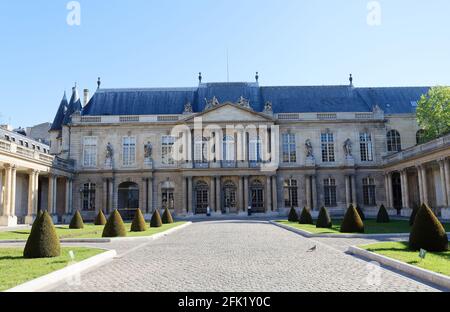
[94,210,107,226]
[340,205,365,233]
[102,209,127,238]
[376,205,390,223]
[356,205,366,221]
[299,207,314,225]
[23,211,61,259]
[316,207,332,228]
[409,204,420,226]
[288,207,299,222]
[150,209,163,228]
[162,207,174,224]
[409,204,448,252]
[69,210,84,229]
[131,209,147,232]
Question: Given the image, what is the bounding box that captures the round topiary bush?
[409,204,420,226]
[162,207,174,224]
[376,205,390,223]
[340,205,365,233]
[409,204,448,252]
[356,205,366,221]
[69,210,84,229]
[102,209,127,238]
[94,210,107,226]
[299,207,314,225]
[316,207,332,228]
[150,209,163,228]
[131,209,147,232]
[288,207,299,222]
[23,211,61,259]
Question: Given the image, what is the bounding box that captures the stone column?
[0,169,3,216]
[65,178,73,215]
[147,177,153,213]
[26,170,36,224]
[210,178,215,212]
[402,170,410,209]
[439,159,448,207]
[243,176,249,212]
[271,176,278,212]
[10,166,17,217]
[445,158,450,207]
[4,165,12,216]
[0,165,17,226]
[238,177,244,212]
[48,175,54,213]
[108,178,114,213]
[102,179,108,213]
[417,166,424,204]
[140,178,146,212]
[215,177,221,214]
[187,177,193,214]
[351,175,357,206]
[305,175,311,210]
[311,175,317,211]
[265,177,272,213]
[421,165,429,206]
[345,176,351,208]
[182,177,187,214]
[34,172,39,214]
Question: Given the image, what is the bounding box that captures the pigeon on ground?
[307,245,317,252]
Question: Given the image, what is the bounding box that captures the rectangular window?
[360,133,374,162]
[83,136,97,167]
[282,133,297,163]
[162,136,175,165]
[284,179,299,207]
[321,133,335,162]
[82,183,96,211]
[363,177,376,206]
[324,178,337,207]
[249,138,262,162]
[122,136,136,166]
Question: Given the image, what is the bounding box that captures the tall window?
[324,178,337,207]
[387,130,402,152]
[194,136,208,163]
[222,135,235,161]
[249,136,262,162]
[83,137,97,167]
[321,132,335,162]
[284,179,298,208]
[122,136,136,166]
[82,183,96,211]
[161,136,175,165]
[360,133,374,162]
[363,177,376,206]
[162,188,174,210]
[282,133,297,163]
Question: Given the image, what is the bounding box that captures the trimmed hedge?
[162,207,174,224]
[299,207,314,225]
[288,207,299,222]
[376,205,390,223]
[409,204,420,226]
[69,210,84,229]
[409,204,448,252]
[131,209,147,232]
[316,207,332,229]
[356,205,366,221]
[102,210,127,238]
[150,209,163,228]
[94,210,107,226]
[340,205,365,233]
[23,211,61,259]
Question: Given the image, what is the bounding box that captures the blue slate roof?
[51,83,431,129]
[50,93,69,131]
[63,87,82,126]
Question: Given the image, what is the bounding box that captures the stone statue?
[263,101,273,114]
[183,102,193,114]
[106,142,114,159]
[205,96,220,110]
[144,141,153,159]
[305,139,313,158]
[237,96,250,108]
[344,139,353,157]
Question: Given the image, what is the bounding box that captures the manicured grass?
[0,247,104,291]
[361,242,450,277]
[0,222,186,240]
[277,220,450,235]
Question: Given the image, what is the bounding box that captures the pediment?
[184,103,273,123]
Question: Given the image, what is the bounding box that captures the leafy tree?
[416,86,450,142]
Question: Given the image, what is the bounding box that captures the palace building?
[1,75,449,226]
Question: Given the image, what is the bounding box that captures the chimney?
[83,89,90,106]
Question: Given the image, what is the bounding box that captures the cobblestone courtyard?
[52,220,442,292]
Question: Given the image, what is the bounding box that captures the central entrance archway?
[118,182,139,220]
[223,180,237,214]
[250,180,265,213]
[195,181,209,215]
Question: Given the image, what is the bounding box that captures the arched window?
[416,130,427,145]
[194,136,209,163]
[387,130,402,152]
[222,135,235,161]
[82,183,96,211]
[284,179,298,208]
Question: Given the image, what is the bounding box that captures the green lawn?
[361,242,450,277]
[277,220,450,235]
[0,222,186,240]
[0,247,104,291]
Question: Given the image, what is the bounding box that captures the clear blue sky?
[1,0,449,128]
